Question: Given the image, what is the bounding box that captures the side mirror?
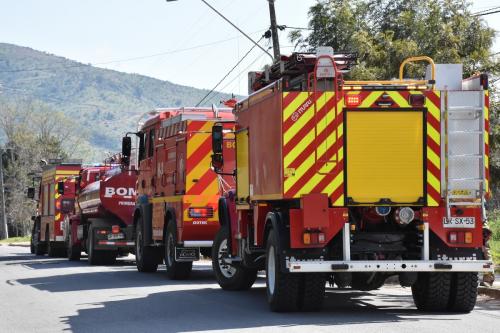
[31,215,36,221]
[211,125,224,172]
[212,125,224,154]
[57,181,65,195]
[122,136,132,158]
[27,187,35,199]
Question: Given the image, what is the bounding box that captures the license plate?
[175,247,200,261]
[108,233,124,240]
[443,217,475,228]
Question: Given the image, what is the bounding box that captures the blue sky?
[0,0,498,96]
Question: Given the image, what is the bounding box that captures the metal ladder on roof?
[445,91,486,219]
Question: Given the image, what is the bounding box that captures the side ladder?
[444,91,486,219]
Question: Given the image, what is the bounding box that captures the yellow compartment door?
[346,111,424,205]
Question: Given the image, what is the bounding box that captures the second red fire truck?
[122,107,235,279]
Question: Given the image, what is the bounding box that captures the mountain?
[0,43,233,159]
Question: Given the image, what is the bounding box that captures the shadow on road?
[59,287,465,333]
[15,264,216,292]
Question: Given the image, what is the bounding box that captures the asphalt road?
[1,244,499,333]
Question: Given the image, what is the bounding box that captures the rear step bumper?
[97,241,135,247]
[286,259,494,273]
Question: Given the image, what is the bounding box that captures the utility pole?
[268,0,281,61]
[0,148,8,239]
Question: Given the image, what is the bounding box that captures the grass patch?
[491,240,500,266]
[0,236,30,244]
[489,210,500,266]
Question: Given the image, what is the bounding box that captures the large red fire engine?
[122,107,235,279]
[210,48,493,312]
[64,156,137,265]
[30,160,81,256]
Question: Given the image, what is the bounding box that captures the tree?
[290,0,497,79]
[291,0,500,205]
[0,98,88,236]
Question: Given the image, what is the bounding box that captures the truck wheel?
[412,272,451,311]
[266,229,301,312]
[448,273,478,313]
[212,226,257,290]
[165,222,192,280]
[66,226,81,261]
[135,217,159,273]
[300,274,326,311]
[47,229,59,257]
[87,226,100,265]
[32,221,46,255]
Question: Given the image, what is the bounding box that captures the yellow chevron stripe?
[427,93,440,121]
[427,146,440,169]
[284,128,315,167]
[427,170,440,192]
[386,91,410,107]
[200,177,219,196]
[427,194,439,207]
[284,104,315,145]
[283,92,309,120]
[427,124,440,146]
[186,151,213,192]
[186,125,212,159]
[284,92,333,144]
[359,91,383,107]
[295,147,344,197]
[333,194,344,206]
[313,92,335,134]
[284,152,315,193]
[321,169,344,196]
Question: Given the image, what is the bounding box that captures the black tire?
[300,274,326,311]
[47,229,58,257]
[33,221,46,256]
[448,272,478,313]
[412,272,451,311]
[351,272,386,291]
[87,225,117,265]
[135,216,159,273]
[212,226,258,290]
[165,222,193,280]
[266,229,301,312]
[66,224,81,261]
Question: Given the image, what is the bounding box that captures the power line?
[0,32,265,74]
[196,36,265,107]
[473,9,500,17]
[473,5,500,15]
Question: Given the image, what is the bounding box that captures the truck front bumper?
[286,259,494,273]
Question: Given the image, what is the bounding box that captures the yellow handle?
[399,56,435,87]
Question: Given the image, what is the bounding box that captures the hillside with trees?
[0,42,232,159]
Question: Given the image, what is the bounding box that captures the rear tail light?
[448,231,473,244]
[303,231,326,245]
[465,232,473,244]
[188,207,214,218]
[303,232,311,245]
[346,94,361,107]
[112,225,120,234]
[409,94,426,107]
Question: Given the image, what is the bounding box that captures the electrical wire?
[0,34,260,74]
[195,36,264,107]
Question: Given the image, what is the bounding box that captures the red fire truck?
[30,160,81,257]
[210,49,493,312]
[122,107,235,279]
[64,157,137,265]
